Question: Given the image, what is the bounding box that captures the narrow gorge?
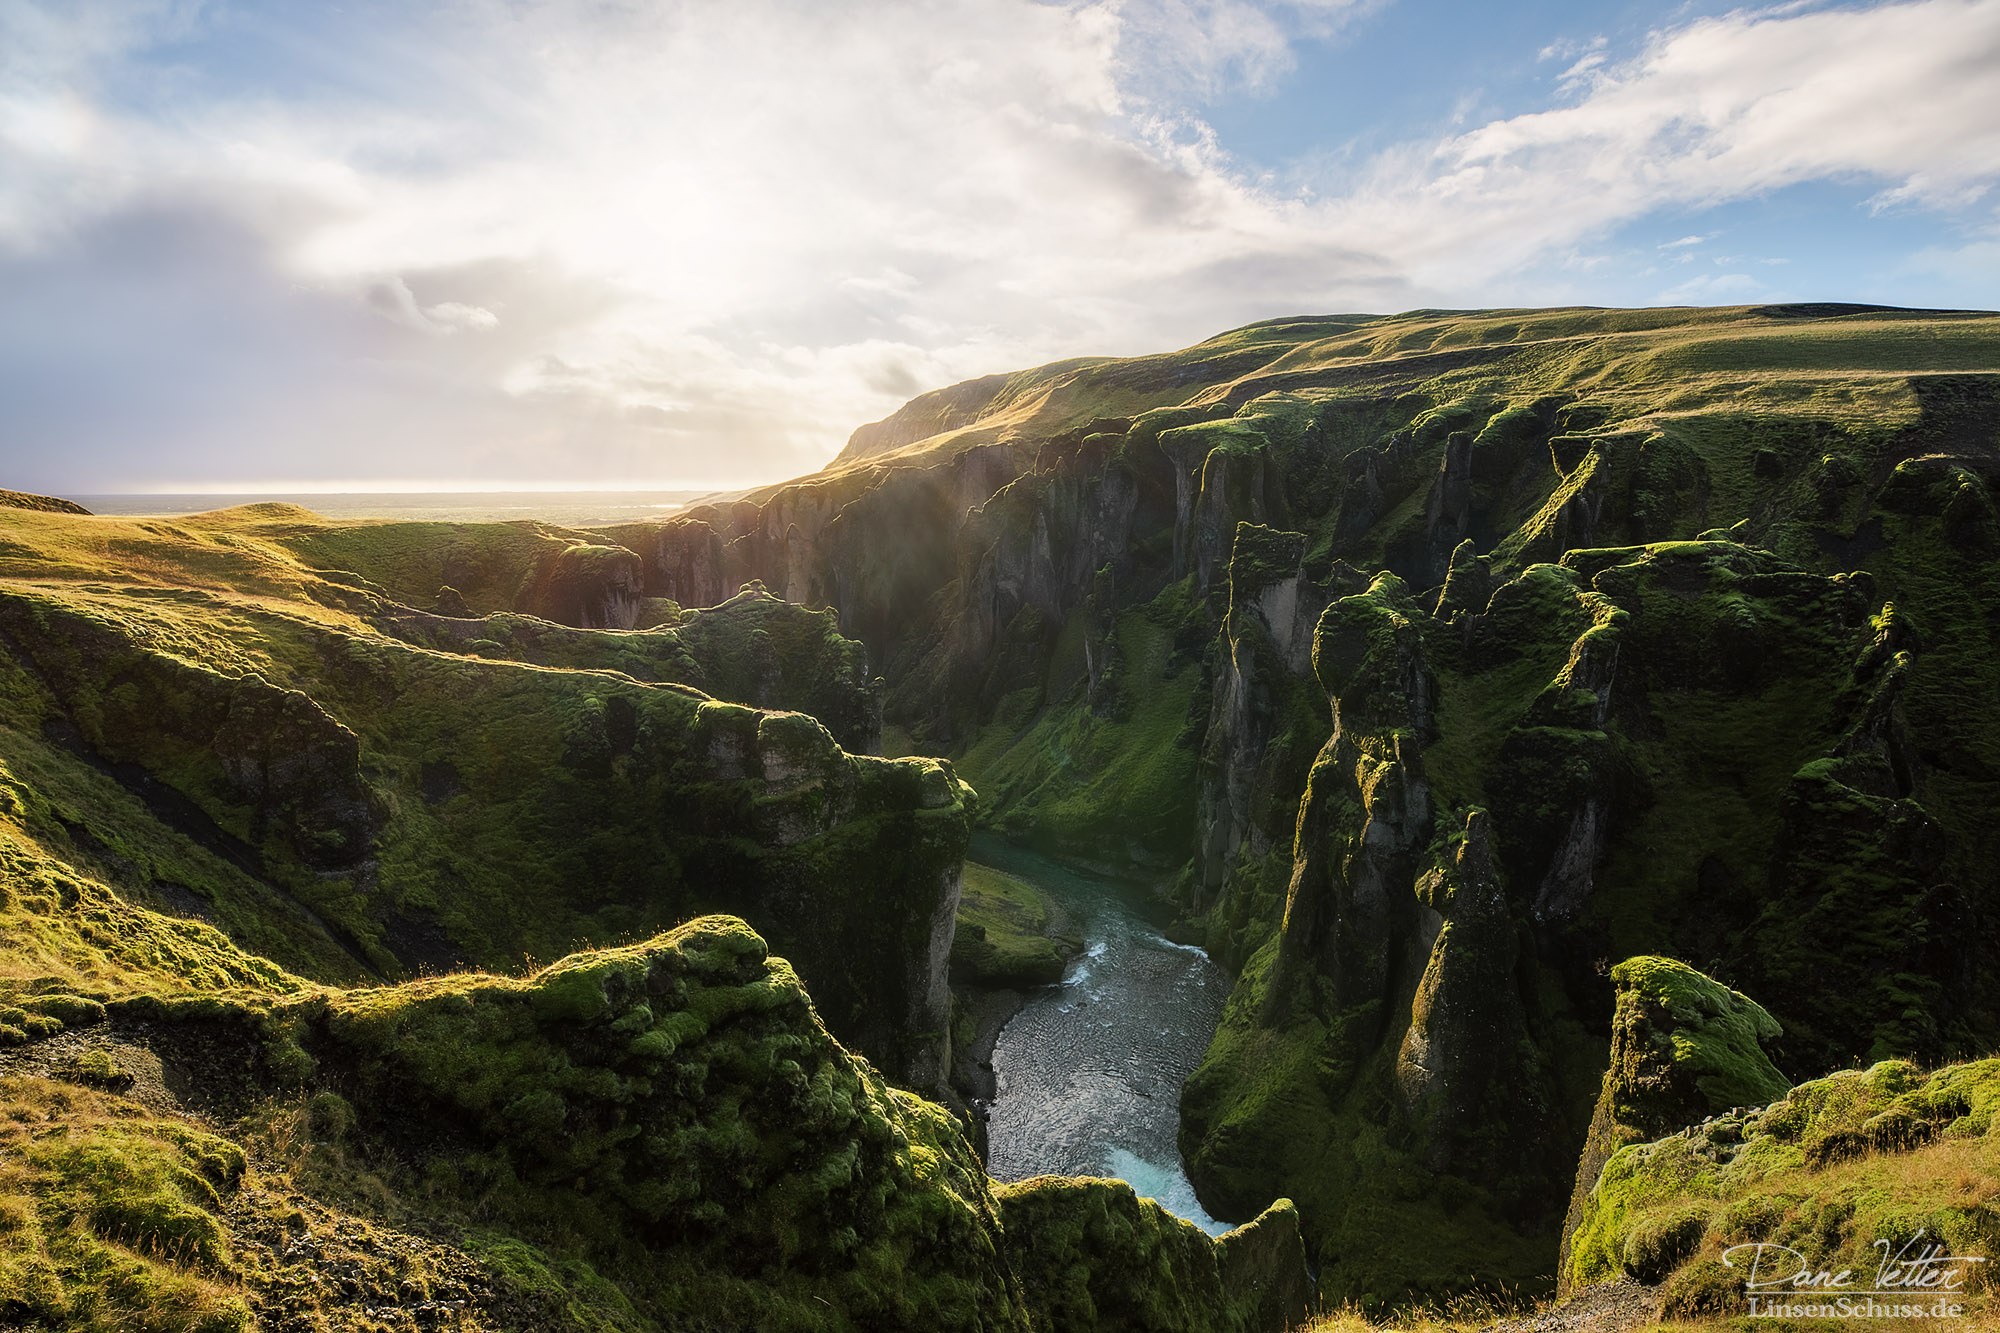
[2,303,1998,1329]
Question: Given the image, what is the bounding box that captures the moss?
[1565,1054,2000,1311]
[0,721,366,985]
[303,915,1028,1327]
[1184,957,1567,1306]
[279,915,1303,1329]
[0,822,305,1005]
[996,1175,1273,1332]
[277,517,609,616]
[1608,956,1791,1118]
[951,861,1081,988]
[465,1233,650,1333]
[58,1051,134,1091]
[0,1077,253,1332]
[1227,524,1308,602]
[1558,957,1789,1294]
[1620,1204,1709,1283]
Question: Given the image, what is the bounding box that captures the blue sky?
[2,0,1997,493]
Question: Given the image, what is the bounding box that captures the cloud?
[1312,0,2000,301]
[1657,270,1771,303]
[365,279,499,336]
[1,0,1997,492]
[1103,0,1384,100]
[0,0,1414,489]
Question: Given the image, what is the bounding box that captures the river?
[970,835,1233,1236]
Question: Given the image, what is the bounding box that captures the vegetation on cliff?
[4,301,1998,1325]
[951,862,1081,989]
[0,503,963,1088]
[611,303,2000,1305]
[0,496,1309,1328]
[1551,957,1996,1325]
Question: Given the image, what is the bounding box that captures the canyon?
[2,302,1997,1328]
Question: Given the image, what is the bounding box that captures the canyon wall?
[602,305,2000,1299]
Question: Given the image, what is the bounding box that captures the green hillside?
[614,303,2000,1306]
[2,302,1997,1327]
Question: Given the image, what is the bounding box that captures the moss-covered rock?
[1562,1052,2000,1311]
[996,1179,1309,1333]
[287,915,1308,1331]
[306,915,1027,1328]
[951,861,1081,988]
[1557,956,1790,1294]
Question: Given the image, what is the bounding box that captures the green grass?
[0,1078,252,1333]
[954,601,1202,863]
[0,821,303,1006]
[950,861,1079,987]
[1567,1056,2000,1323]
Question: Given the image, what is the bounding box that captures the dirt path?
[1477,1279,1662,1333]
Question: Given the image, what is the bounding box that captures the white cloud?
[0,0,1997,492]
[1658,270,1771,303]
[1102,0,1383,99]
[1319,0,2000,297]
[1538,34,1607,63]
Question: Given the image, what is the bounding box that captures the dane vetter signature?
[1722,1231,1986,1294]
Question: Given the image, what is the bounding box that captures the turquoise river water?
[970,835,1232,1235]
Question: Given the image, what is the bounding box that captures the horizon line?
[53,484,751,498]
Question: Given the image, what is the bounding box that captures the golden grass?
[0,1076,252,1331]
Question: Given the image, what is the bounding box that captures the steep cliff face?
[1556,956,1790,1295]
[1557,967,2000,1321]
[1178,533,1974,1298]
[604,304,2000,1302]
[0,900,1313,1330]
[1189,523,1338,968]
[0,507,963,1092]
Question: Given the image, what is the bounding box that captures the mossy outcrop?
[0,508,962,1091]
[1562,1047,2000,1318]
[607,304,2000,1303]
[950,862,1081,989]
[1556,956,1790,1295]
[996,1179,1309,1333]
[0,911,1311,1332]
[309,916,1302,1330]
[304,915,1030,1330]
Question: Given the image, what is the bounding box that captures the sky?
[2,0,1997,495]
